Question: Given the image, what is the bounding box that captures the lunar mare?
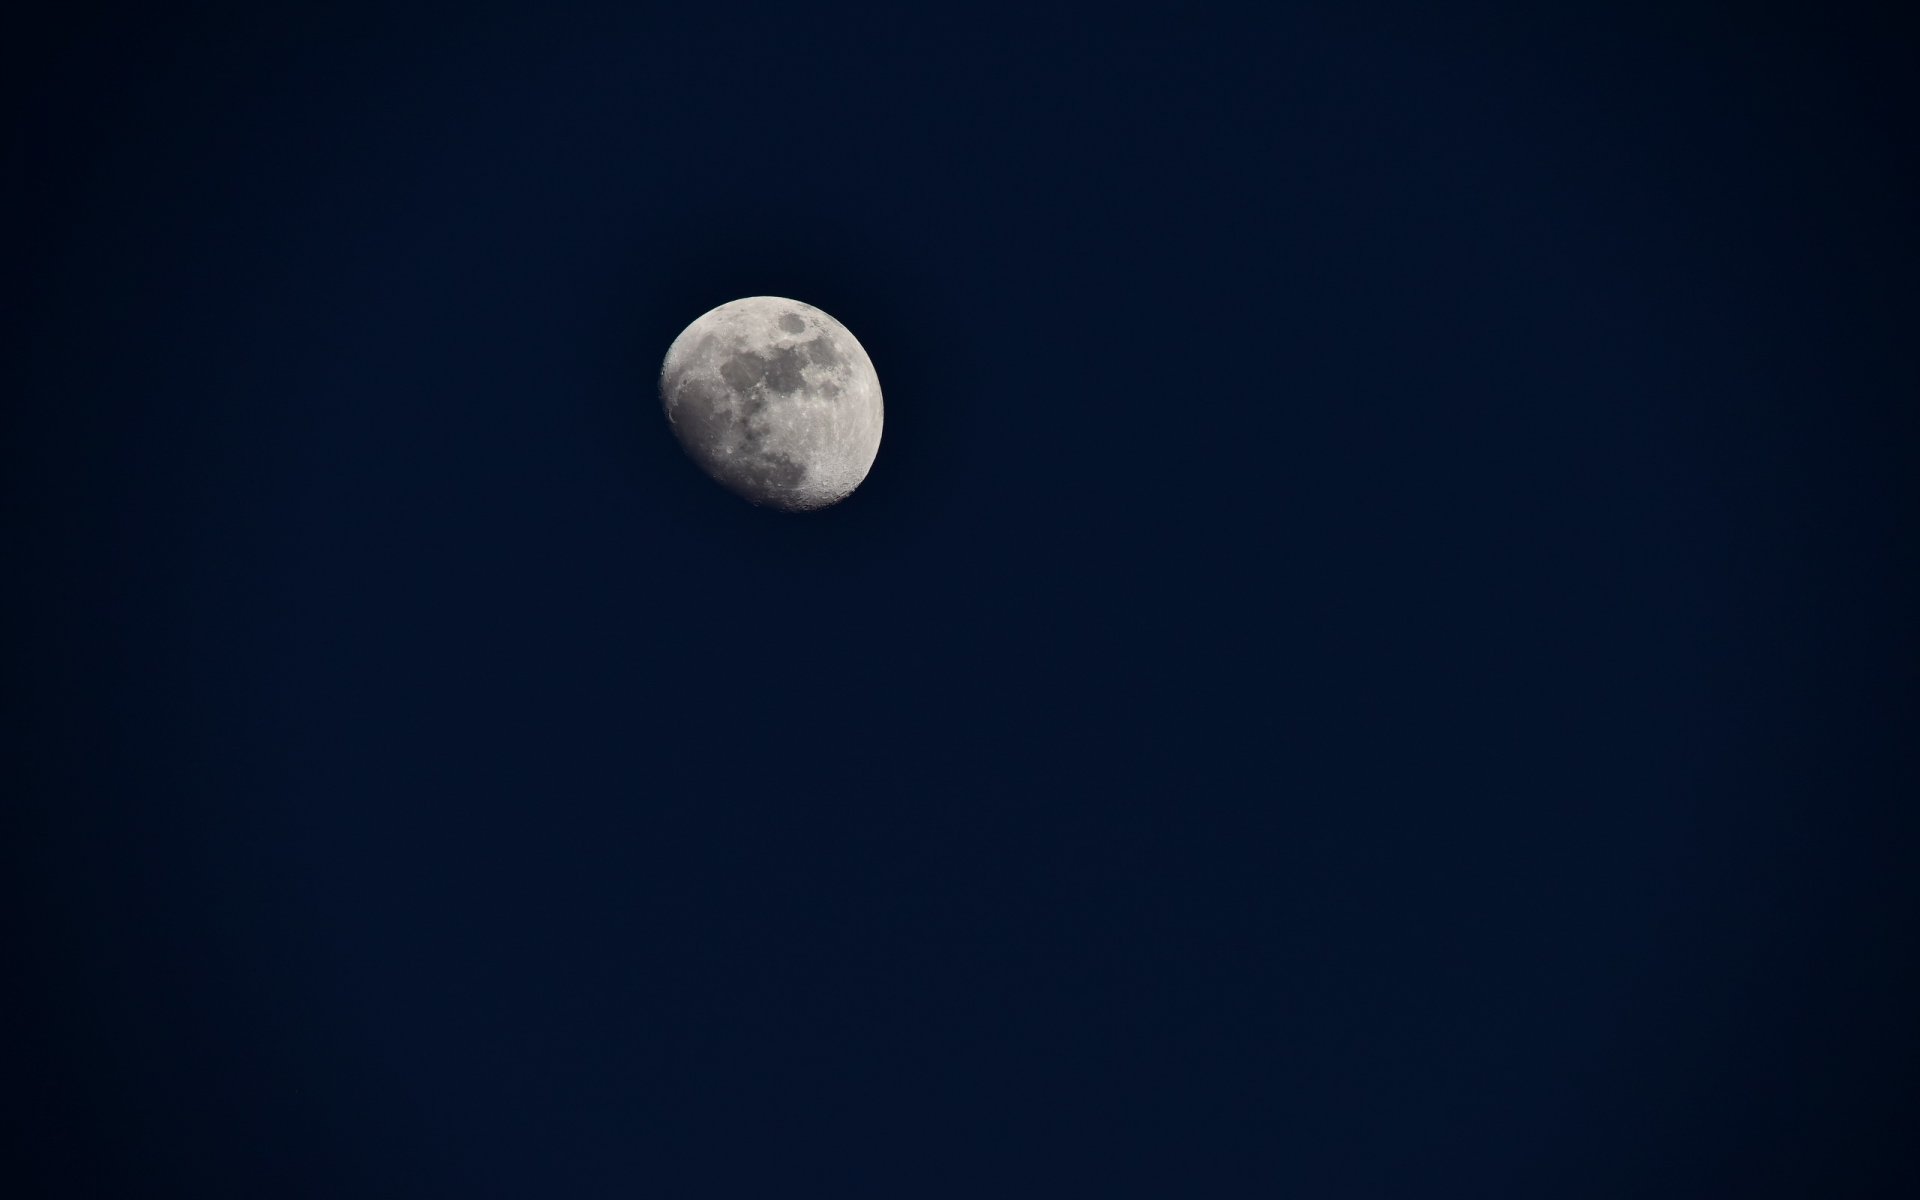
[659,296,883,511]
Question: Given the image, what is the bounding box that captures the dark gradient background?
[8,3,1916,1195]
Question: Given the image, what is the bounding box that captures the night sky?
[9,3,1917,1195]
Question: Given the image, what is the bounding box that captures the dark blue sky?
[9,3,1916,1196]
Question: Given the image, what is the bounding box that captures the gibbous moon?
[659,296,883,511]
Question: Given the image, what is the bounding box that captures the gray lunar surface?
[658,296,883,511]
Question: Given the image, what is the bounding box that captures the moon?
[658,296,883,511]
